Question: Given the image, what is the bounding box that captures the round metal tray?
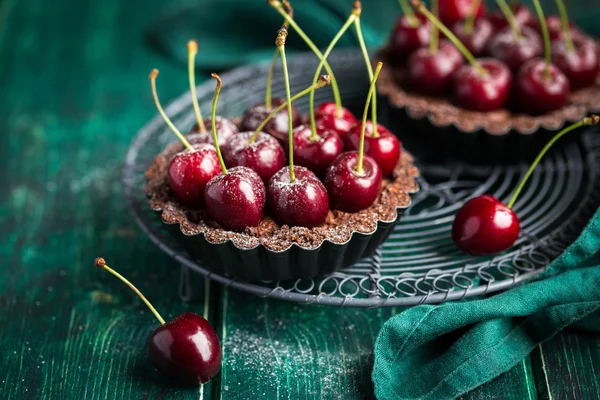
[123,51,600,307]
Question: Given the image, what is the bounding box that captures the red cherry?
[488,4,536,30]
[267,166,329,228]
[188,116,238,145]
[439,0,485,25]
[551,37,599,90]
[167,144,221,207]
[453,58,513,111]
[388,15,431,64]
[450,17,494,57]
[204,166,266,231]
[537,15,582,42]
[325,152,382,213]
[345,121,401,177]
[292,125,344,178]
[513,59,570,114]
[222,131,286,184]
[407,39,465,96]
[314,101,357,139]
[452,195,520,255]
[240,98,302,144]
[487,26,543,71]
[148,312,221,385]
[314,101,357,124]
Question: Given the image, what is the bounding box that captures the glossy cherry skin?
[168,144,221,207]
[240,98,302,144]
[324,152,382,213]
[267,166,329,228]
[345,122,401,177]
[315,101,357,124]
[452,195,520,256]
[537,15,582,42]
[407,40,465,96]
[204,166,266,231]
[439,0,485,25]
[222,131,285,184]
[314,102,358,139]
[488,4,535,30]
[188,116,238,145]
[148,312,221,385]
[552,37,599,90]
[292,125,344,178]
[451,18,493,57]
[487,26,543,71]
[513,59,570,115]
[388,15,431,64]
[452,58,513,111]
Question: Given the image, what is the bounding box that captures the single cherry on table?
[94,258,221,385]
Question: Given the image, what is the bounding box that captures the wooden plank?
[0,0,217,398]
[531,331,600,400]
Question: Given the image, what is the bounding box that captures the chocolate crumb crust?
[145,137,420,252]
[376,45,600,136]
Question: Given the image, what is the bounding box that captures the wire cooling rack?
[123,51,600,307]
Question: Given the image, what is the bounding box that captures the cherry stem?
[412,0,486,76]
[150,69,194,152]
[210,73,228,175]
[532,0,552,80]
[463,0,481,35]
[94,258,166,325]
[269,0,343,116]
[429,0,439,54]
[555,0,575,52]
[277,27,295,182]
[398,0,419,27]
[249,75,331,144]
[309,11,356,140]
[507,116,599,209]
[265,49,279,109]
[356,62,383,174]
[496,0,522,40]
[187,41,206,133]
[354,2,378,137]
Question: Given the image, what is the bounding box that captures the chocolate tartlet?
[376,47,600,164]
[146,135,420,281]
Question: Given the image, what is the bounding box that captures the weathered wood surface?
[0,0,599,399]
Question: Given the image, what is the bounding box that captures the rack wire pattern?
[123,51,600,307]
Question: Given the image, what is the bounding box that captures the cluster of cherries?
[389,0,598,114]
[158,3,401,233]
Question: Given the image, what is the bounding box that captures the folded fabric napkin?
[373,207,600,400]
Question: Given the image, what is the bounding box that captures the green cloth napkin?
[147,0,600,70]
[373,207,600,400]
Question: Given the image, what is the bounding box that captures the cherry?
[489,4,535,30]
[314,101,357,138]
[538,15,581,42]
[438,0,484,25]
[549,0,598,91]
[266,25,329,228]
[268,166,329,227]
[149,69,220,207]
[93,258,221,385]
[325,63,384,212]
[223,131,285,184]
[388,14,431,65]
[204,74,266,230]
[452,116,599,255]
[513,0,570,115]
[452,195,520,255]
[345,121,401,177]
[413,0,512,112]
[407,39,464,96]
[240,98,302,144]
[185,41,238,145]
[292,125,344,178]
[487,26,543,71]
[450,17,493,57]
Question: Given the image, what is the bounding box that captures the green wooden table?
[1,0,599,398]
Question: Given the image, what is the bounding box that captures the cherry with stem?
[354,1,378,137]
[451,0,492,57]
[93,257,221,385]
[453,116,599,255]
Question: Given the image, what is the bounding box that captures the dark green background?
[1,0,599,399]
